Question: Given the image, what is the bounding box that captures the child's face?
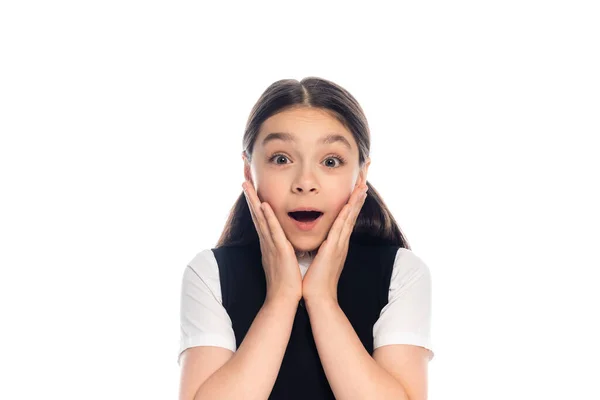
[243,107,370,253]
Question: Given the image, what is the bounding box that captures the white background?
[1,1,599,399]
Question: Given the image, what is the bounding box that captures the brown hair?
[215,77,410,250]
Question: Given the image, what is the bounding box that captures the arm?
[193,295,298,400]
[304,297,412,400]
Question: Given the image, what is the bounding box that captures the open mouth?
[288,211,323,222]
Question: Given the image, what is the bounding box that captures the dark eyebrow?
[261,132,352,150]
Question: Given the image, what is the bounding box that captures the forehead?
[257,107,355,149]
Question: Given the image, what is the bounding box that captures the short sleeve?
[178,249,237,366]
[373,248,434,361]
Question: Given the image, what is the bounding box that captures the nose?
[294,185,318,194]
[292,167,319,194]
[292,178,319,194]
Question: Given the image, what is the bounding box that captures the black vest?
[212,240,399,399]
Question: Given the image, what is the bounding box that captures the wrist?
[265,292,301,308]
[303,294,338,308]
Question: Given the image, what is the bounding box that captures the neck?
[295,249,317,259]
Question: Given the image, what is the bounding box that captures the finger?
[327,203,352,244]
[349,185,368,223]
[243,182,273,247]
[242,183,264,242]
[261,202,291,251]
[339,185,368,245]
[328,184,364,243]
[246,184,275,248]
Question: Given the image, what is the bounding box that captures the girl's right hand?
[242,181,302,304]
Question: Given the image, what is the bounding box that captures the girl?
[178,77,434,400]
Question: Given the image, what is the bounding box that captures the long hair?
[215,77,411,250]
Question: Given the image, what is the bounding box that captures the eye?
[269,153,290,165]
[323,155,346,168]
[268,153,347,168]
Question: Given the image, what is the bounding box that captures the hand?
[302,183,369,303]
[242,181,303,303]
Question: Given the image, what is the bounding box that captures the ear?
[355,157,371,188]
[242,152,253,184]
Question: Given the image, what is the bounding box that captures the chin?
[290,237,322,254]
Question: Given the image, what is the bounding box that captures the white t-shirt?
[179,247,434,365]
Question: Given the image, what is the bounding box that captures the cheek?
[256,185,285,210]
[330,192,352,215]
[323,181,352,211]
[333,199,348,216]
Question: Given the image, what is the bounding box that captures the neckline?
[295,249,317,261]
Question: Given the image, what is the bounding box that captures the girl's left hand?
[302,183,369,303]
